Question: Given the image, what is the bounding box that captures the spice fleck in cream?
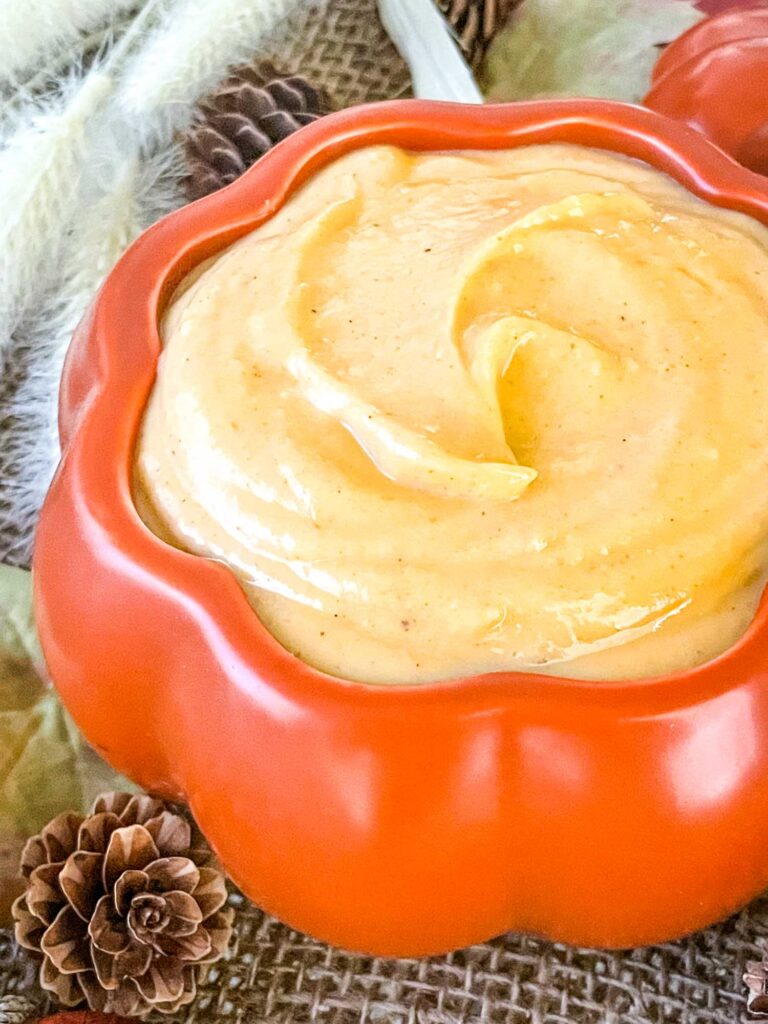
[136,143,768,684]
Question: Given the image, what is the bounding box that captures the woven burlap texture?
[1,887,766,1024]
[0,1,764,1021]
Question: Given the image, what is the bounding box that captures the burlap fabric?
[0,886,766,1023]
[0,1,765,1021]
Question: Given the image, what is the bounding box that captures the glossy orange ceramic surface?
[651,4,768,85]
[33,100,768,956]
[645,7,768,172]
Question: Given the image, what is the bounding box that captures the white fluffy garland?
[0,0,298,564]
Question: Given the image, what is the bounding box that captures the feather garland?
[0,0,303,561]
[61,135,183,316]
[0,0,141,86]
[0,7,140,114]
[114,0,298,149]
[0,141,184,565]
[0,0,167,348]
[0,72,114,342]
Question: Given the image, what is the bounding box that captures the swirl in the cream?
[136,144,768,683]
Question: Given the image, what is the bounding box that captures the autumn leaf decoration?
[481,0,703,102]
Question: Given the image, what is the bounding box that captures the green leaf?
[0,565,135,924]
[0,691,81,836]
[0,565,40,662]
[481,0,703,103]
[0,565,43,713]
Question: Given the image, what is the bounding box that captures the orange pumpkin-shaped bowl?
[33,99,768,956]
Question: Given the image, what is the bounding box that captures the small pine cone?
[11,794,234,1018]
[746,955,768,1017]
[435,0,523,68]
[183,61,329,201]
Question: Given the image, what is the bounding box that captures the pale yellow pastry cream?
[135,143,768,684]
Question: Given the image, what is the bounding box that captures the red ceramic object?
[652,4,768,84]
[646,10,768,171]
[695,0,766,13]
[738,121,768,175]
[36,1016,133,1024]
[33,99,768,957]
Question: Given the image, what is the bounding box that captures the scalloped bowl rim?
[53,97,768,709]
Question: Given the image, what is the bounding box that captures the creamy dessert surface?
[135,143,768,684]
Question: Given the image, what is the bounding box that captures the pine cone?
[11,794,233,1018]
[746,953,768,1017]
[183,61,329,201]
[436,0,523,68]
